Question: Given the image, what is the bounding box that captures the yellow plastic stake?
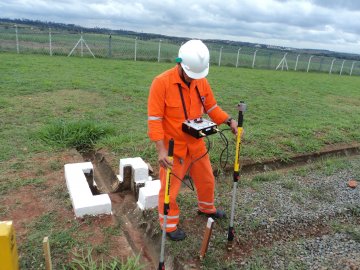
[0,221,19,270]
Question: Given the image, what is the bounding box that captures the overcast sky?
[1,0,360,54]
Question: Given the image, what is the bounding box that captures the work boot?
[198,209,226,219]
[166,228,186,241]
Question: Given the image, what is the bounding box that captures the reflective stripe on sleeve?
[148,116,163,120]
[207,104,218,113]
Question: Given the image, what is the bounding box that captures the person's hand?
[155,140,173,169]
[158,149,173,169]
[229,119,245,139]
[229,119,238,136]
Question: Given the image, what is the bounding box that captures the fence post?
[295,54,300,71]
[307,55,313,72]
[49,28,52,56]
[350,61,355,76]
[252,50,258,68]
[108,34,112,58]
[134,37,137,61]
[80,31,83,57]
[340,60,346,75]
[157,39,162,62]
[236,48,241,68]
[329,58,336,74]
[15,24,19,53]
[218,46,223,67]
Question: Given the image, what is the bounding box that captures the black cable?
[218,129,230,170]
[170,136,211,191]
[177,84,190,122]
[170,172,194,191]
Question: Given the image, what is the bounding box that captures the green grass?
[0,177,45,195]
[19,212,79,269]
[0,52,359,267]
[37,119,115,150]
[66,248,143,270]
[0,52,359,165]
[3,51,358,270]
[290,157,360,178]
[332,222,360,243]
[18,211,144,269]
[252,172,281,183]
[281,178,301,190]
[307,185,336,202]
[244,245,307,270]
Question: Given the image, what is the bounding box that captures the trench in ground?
[80,150,160,269]
[78,144,360,269]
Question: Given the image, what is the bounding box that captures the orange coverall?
[148,66,229,232]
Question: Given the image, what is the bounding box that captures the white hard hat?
[178,40,209,79]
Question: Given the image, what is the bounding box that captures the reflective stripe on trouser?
[158,151,216,232]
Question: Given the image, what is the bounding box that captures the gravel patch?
[229,157,360,269]
[243,233,360,270]
[236,159,360,236]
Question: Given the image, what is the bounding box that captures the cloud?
[311,0,360,10]
[1,0,360,54]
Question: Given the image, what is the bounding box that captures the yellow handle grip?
[164,139,174,207]
[234,127,243,173]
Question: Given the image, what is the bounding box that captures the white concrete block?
[145,179,161,189]
[119,157,148,183]
[64,162,112,217]
[73,195,112,217]
[119,157,133,176]
[137,180,161,210]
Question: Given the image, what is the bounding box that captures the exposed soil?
[110,191,160,269]
[0,149,143,268]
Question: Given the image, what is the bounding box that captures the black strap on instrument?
[177,83,189,122]
[177,84,207,122]
[195,86,207,114]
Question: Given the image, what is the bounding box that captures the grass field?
[0,52,359,164]
[0,52,359,268]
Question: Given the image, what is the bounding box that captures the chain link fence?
[1,25,359,76]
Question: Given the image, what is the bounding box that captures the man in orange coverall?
[148,40,238,241]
